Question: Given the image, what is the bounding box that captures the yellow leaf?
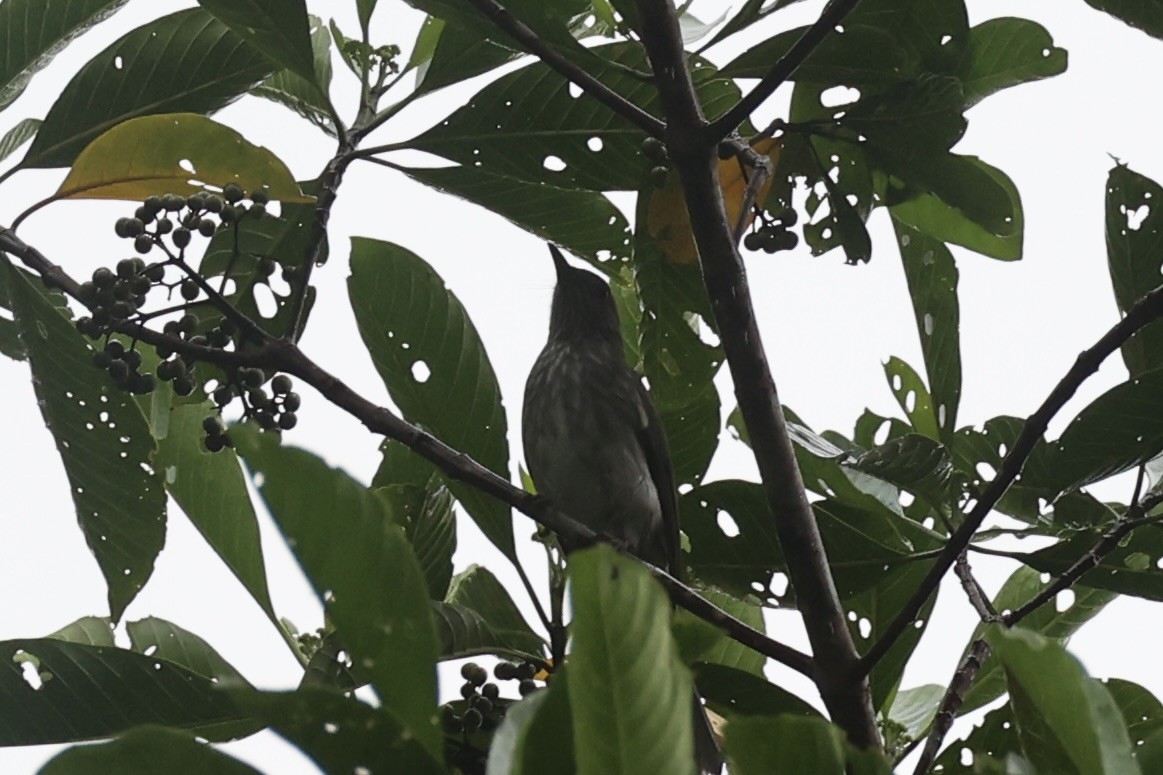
[56,113,314,203]
[646,138,780,265]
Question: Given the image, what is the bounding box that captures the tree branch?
[633,0,878,750]
[0,226,811,676]
[706,0,864,142]
[860,281,1163,676]
[465,0,665,137]
[954,553,998,623]
[911,639,991,775]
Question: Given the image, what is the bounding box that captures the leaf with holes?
[407,42,739,191]
[400,164,633,269]
[126,617,247,685]
[957,18,1067,108]
[721,22,910,85]
[348,238,515,559]
[0,638,252,745]
[568,545,696,775]
[39,725,263,775]
[950,415,1057,522]
[55,113,310,202]
[1106,165,1163,378]
[0,0,128,112]
[892,158,1023,261]
[884,356,940,441]
[1107,679,1163,764]
[197,0,315,81]
[152,404,273,619]
[252,15,335,136]
[1040,367,1163,496]
[988,626,1140,774]
[23,8,276,169]
[894,221,962,443]
[236,427,442,760]
[932,703,1024,773]
[410,16,521,96]
[2,259,166,621]
[47,616,115,647]
[960,567,1115,715]
[234,689,444,775]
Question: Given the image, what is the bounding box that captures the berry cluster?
[743,205,799,254]
[441,659,543,736]
[73,185,302,452]
[641,137,671,188]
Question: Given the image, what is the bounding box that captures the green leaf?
[724,715,849,775]
[400,165,633,268]
[1021,524,1163,603]
[1083,0,1163,40]
[2,259,165,621]
[1106,679,1163,756]
[0,117,40,164]
[932,703,1024,773]
[721,23,910,85]
[960,567,1114,714]
[236,428,442,760]
[374,441,456,600]
[126,617,247,685]
[0,0,127,112]
[0,638,250,745]
[957,18,1067,107]
[886,684,944,746]
[1105,165,1163,378]
[672,587,766,676]
[1040,367,1163,495]
[197,0,315,81]
[816,138,872,265]
[444,565,545,658]
[153,404,273,619]
[988,626,1140,775]
[252,15,336,136]
[55,113,310,203]
[892,158,1023,261]
[47,616,115,647]
[348,238,515,559]
[431,602,544,662]
[568,545,696,775]
[488,671,575,775]
[694,663,822,720]
[39,726,262,775]
[950,415,1056,522]
[850,434,954,509]
[357,0,377,36]
[635,193,722,487]
[407,42,739,191]
[234,689,444,775]
[894,220,963,440]
[884,356,940,440]
[23,8,276,169]
[198,197,320,339]
[412,17,520,96]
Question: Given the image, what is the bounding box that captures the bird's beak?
[548,243,569,278]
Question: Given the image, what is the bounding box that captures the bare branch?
[911,639,991,775]
[954,553,999,623]
[861,281,1163,676]
[633,0,878,749]
[707,0,864,142]
[465,0,665,137]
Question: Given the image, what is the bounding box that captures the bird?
[522,243,722,775]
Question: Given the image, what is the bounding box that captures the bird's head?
[548,244,622,345]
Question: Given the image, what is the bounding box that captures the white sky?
[1,1,1161,772]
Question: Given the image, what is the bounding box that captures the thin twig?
[860,280,1163,677]
[953,553,999,623]
[707,0,864,141]
[911,639,991,775]
[465,0,664,137]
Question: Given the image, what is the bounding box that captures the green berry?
[142,196,164,216]
[251,190,269,205]
[173,376,196,396]
[203,195,224,213]
[641,136,667,162]
[197,219,217,238]
[204,434,225,452]
[161,193,185,212]
[282,392,301,411]
[223,183,245,203]
[173,228,191,249]
[133,234,154,255]
[180,279,199,301]
[155,218,173,235]
[108,360,129,381]
[271,374,292,395]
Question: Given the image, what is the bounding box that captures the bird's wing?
[633,378,680,577]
